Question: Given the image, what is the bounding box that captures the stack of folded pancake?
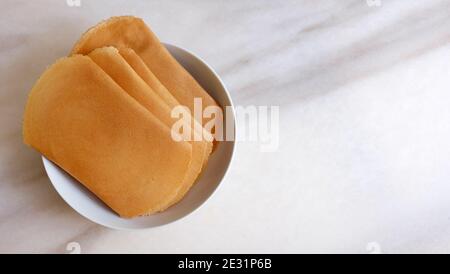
[22,16,219,218]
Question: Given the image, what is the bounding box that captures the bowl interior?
[42,43,235,229]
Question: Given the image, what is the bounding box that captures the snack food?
[87,46,211,210]
[117,47,213,166]
[23,55,192,218]
[71,16,219,128]
[23,17,220,218]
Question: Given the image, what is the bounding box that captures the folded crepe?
[71,16,220,133]
[117,47,213,165]
[87,47,211,209]
[22,55,192,218]
[118,47,179,108]
[117,47,214,207]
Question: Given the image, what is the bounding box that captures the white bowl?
[42,43,236,229]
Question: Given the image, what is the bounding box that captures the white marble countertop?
[2,0,450,253]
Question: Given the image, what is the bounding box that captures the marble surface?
[2,0,450,253]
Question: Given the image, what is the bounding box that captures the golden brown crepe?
[118,47,179,108]
[88,47,176,130]
[23,55,192,218]
[87,47,211,210]
[71,16,220,130]
[117,47,213,167]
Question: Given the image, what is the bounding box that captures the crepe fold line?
[70,16,220,135]
[117,47,213,168]
[87,46,211,210]
[23,55,192,218]
[118,47,180,108]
